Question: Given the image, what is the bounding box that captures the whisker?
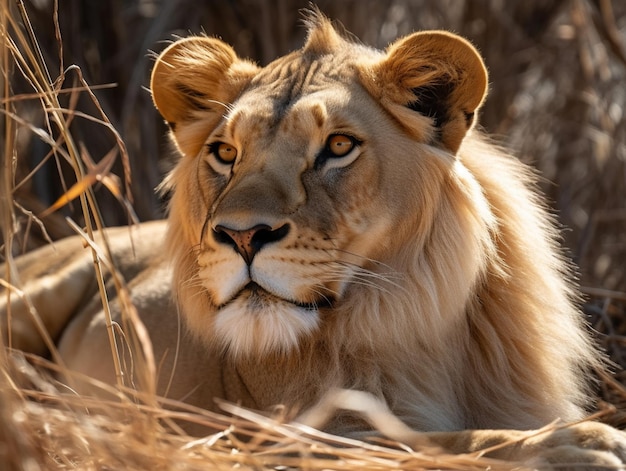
[308,285,337,307]
[322,262,408,297]
[205,99,230,110]
[327,247,400,274]
[323,275,395,297]
[327,260,404,285]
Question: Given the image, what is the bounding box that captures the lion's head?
[151,15,489,358]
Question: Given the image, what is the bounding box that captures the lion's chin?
[213,287,320,358]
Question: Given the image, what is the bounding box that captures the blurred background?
[3,0,626,417]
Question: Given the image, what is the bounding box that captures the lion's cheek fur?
[332,158,496,353]
[163,159,220,346]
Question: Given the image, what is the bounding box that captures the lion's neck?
[220,316,469,431]
[220,337,341,413]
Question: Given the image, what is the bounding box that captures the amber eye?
[210,142,237,164]
[314,133,362,170]
[327,134,355,157]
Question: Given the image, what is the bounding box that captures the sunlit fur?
[152,12,601,432]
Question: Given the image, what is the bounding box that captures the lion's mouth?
[221,281,332,311]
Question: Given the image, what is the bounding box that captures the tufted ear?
[366,31,487,153]
[151,37,259,157]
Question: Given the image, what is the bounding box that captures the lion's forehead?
[252,51,357,99]
[226,92,352,155]
[228,54,358,139]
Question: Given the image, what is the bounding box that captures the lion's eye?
[211,142,237,164]
[206,141,238,176]
[315,133,362,171]
[327,134,355,157]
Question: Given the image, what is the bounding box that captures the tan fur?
[2,11,625,467]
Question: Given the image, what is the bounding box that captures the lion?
[2,10,626,467]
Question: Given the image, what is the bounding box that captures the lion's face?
[196,87,395,341]
[151,17,487,357]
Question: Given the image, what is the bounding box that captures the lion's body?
[2,11,626,466]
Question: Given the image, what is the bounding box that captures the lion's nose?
[212,223,290,265]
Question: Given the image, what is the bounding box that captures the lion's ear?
[369,31,487,153]
[151,37,258,157]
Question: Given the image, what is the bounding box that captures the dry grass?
[1,0,626,469]
[3,350,526,470]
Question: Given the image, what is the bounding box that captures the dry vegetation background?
[1,0,626,469]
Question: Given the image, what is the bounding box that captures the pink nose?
[212,223,290,264]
